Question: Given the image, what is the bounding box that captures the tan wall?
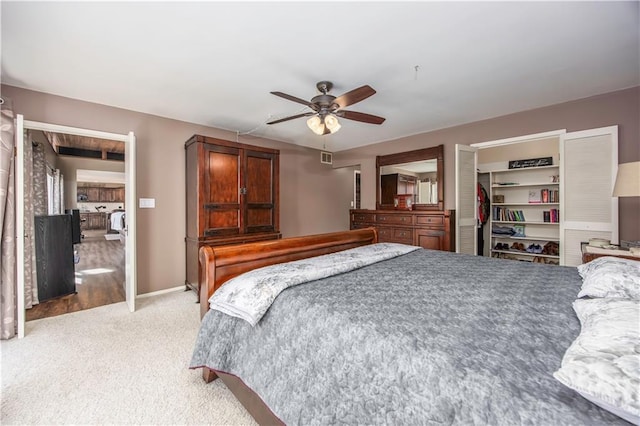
[336,86,640,241]
[3,85,347,295]
[5,84,639,295]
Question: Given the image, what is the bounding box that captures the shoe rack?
[489,165,561,265]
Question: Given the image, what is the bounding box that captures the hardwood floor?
[26,235,125,321]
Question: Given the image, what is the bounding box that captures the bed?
[190,228,638,425]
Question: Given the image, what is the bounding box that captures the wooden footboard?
[198,227,378,318]
[198,228,378,424]
[196,228,377,424]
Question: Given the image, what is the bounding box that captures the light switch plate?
[139,198,155,208]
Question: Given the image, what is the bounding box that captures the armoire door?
[243,149,279,234]
[203,144,241,237]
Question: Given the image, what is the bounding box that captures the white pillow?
[577,256,640,299]
[554,298,640,424]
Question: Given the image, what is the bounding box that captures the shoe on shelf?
[511,242,525,251]
[526,244,543,254]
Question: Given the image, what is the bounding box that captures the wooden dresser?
[185,135,281,297]
[350,209,455,252]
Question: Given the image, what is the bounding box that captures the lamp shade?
[306,116,325,135]
[613,161,640,197]
[324,114,341,133]
[306,114,341,135]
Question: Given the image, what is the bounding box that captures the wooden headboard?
[198,227,378,318]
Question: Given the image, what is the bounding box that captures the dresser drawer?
[416,215,444,226]
[376,214,413,225]
[352,213,375,223]
[378,227,413,244]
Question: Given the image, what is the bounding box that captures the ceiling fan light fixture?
[324,114,341,133]
[306,116,325,135]
[270,81,384,133]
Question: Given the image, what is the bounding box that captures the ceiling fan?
[267,81,386,135]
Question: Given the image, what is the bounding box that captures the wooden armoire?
[185,135,281,297]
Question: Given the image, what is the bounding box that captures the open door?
[125,131,136,312]
[455,144,478,255]
[561,126,618,266]
[15,115,25,338]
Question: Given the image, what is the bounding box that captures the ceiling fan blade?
[270,91,318,111]
[337,110,386,125]
[266,112,314,125]
[333,85,376,109]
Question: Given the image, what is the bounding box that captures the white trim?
[561,125,618,140]
[471,129,566,148]
[563,221,613,232]
[353,170,361,209]
[18,119,137,336]
[16,115,25,338]
[23,120,128,142]
[136,285,184,299]
[125,131,137,312]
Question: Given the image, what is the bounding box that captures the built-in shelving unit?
[490,165,560,264]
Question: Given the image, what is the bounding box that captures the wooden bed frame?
[196,227,379,424]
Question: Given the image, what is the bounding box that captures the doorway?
[25,138,127,321]
[16,116,137,338]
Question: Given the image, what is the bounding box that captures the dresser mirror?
[376,144,444,211]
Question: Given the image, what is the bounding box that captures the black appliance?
[34,215,76,301]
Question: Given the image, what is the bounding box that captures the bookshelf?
[489,165,560,264]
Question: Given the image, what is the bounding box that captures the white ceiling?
[1,2,638,152]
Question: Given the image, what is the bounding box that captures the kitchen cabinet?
[77,185,125,202]
[80,212,108,230]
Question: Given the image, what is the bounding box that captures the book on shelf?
[539,188,559,203]
[528,190,542,203]
[543,209,560,223]
[541,189,549,203]
[493,207,526,222]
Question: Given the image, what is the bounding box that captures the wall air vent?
[320,151,333,165]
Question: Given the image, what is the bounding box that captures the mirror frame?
[376,144,444,211]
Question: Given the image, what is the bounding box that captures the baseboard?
[137,285,184,299]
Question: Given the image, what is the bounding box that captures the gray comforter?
[190,248,629,425]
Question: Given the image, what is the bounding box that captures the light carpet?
[0,290,256,425]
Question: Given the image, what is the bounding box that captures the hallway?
[26,235,125,320]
